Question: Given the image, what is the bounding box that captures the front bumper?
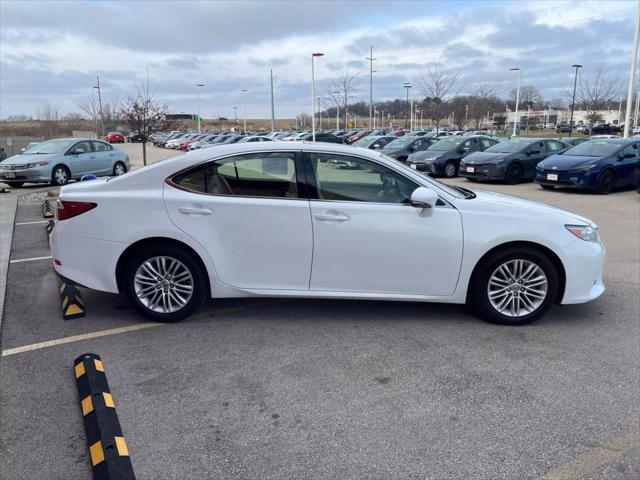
[408,161,441,175]
[459,162,504,180]
[560,238,606,304]
[534,168,598,189]
[0,165,51,183]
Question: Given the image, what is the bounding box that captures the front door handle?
[179,207,213,215]
[314,210,350,222]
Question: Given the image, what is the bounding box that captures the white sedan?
[50,142,605,325]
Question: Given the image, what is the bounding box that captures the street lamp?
[510,68,521,136]
[332,91,340,130]
[195,83,205,132]
[233,106,238,128]
[569,64,582,137]
[403,82,412,130]
[311,52,324,141]
[317,97,322,129]
[241,89,248,132]
[93,76,103,136]
[366,46,377,129]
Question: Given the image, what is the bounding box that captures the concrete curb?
[0,193,18,332]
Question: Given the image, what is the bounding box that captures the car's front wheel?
[124,245,207,322]
[113,161,127,176]
[51,165,70,186]
[596,169,616,194]
[505,163,523,184]
[444,161,457,178]
[470,246,559,325]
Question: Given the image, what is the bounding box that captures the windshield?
[353,137,378,148]
[563,140,621,157]
[484,139,531,153]
[384,137,414,149]
[428,137,464,151]
[23,139,74,154]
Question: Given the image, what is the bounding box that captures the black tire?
[596,169,616,194]
[444,161,458,178]
[470,246,559,326]
[51,165,70,186]
[113,161,127,176]
[124,245,207,322]
[6,181,24,188]
[505,163,523,185]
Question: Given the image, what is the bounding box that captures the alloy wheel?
[54,167,68,185]
[134,256,194,313]
[445,162,456,177]
[487,259,548,317]
[114,163,126,175]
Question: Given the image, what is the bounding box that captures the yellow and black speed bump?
[74,353,136,480]
[59,277,85,320]
[46,219,55,236]
[42,199,55,218]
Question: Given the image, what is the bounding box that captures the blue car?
[535,138,640,194]
[0,138,130,187]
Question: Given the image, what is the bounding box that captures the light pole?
[93,76,103,136]
[233,106,238,129]
[240,89,248,132]
[195,83,204,132]
[624,1,640,138]
[510,68,521,136]
[332,91,340,129]
[403,82,412,130]
[317,97,322,129]
[311,52,324,141]
[366,46,377,129]
[270,69,275,132]
[569,64,582,137]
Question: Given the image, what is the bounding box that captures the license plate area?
[547,173,558,181]
[466,166,475,173]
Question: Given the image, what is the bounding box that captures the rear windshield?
[563,140,621,157]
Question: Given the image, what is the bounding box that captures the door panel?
[91,141,114,175]
[305,152,463,296]
[66,140,95,177]
[164,152,313,290]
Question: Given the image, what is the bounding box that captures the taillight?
[56,200,97,220]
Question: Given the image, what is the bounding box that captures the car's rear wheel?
[505,163,523,184]
[444,161,457,178]
[113,161,126,176]
[124,245,207,322]
[470,246,559,325]
[596,169,616,194]
[51,165,70,186]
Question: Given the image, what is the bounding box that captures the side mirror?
[410,187,439,209]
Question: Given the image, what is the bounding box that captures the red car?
[105,131,125,143]
[179,140,194,150]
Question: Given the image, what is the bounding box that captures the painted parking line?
[15,220,49,225]
[9,255,52,264]
[1,323,161,357]
[538,429,640,480]
[1,303,268,357]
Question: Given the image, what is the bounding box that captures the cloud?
[0,0,636,119]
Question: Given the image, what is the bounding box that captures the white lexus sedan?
[50,142,605,326]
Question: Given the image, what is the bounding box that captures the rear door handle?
[314,210,350,222]
[179,207,213,215]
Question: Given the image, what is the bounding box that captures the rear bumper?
[50,219,125,293]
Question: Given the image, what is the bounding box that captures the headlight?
[574,164,597,171]
[25,161,50,169]
[565,224,600,242]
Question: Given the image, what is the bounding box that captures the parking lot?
[0,144,638,479]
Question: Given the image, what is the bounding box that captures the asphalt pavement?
[0,144,638,480]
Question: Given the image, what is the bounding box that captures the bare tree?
[79,95,100,133]
[418,62,460,131]
[120,85,171,166]
[467,84,502,128]
[79,96,121,135]
[509,85,543,109]
[576,65,622,124]
[36,103,60,139]
[326,71,360,128]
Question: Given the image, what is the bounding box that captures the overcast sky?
[0,0,636,119]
